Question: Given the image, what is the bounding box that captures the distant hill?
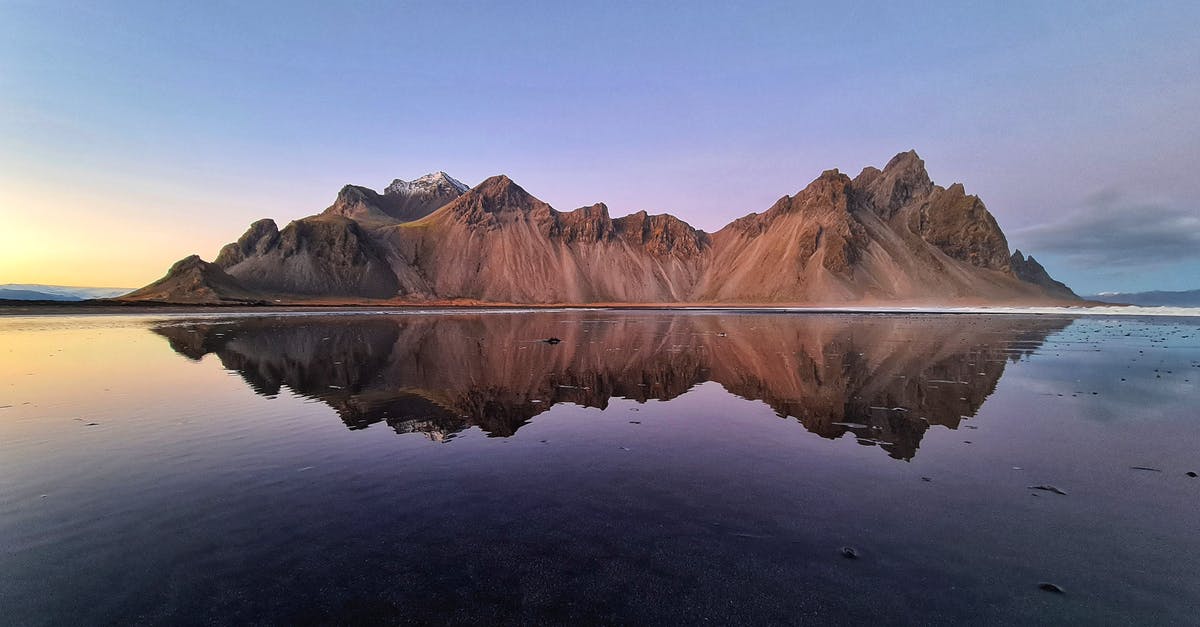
[1087,289,1200,307]
[0,284,133,301]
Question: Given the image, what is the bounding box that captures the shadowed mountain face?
[127,152,1077,305]
[1011,250,1077,300]
[152,312,1071,459]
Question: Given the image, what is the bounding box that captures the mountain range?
[0,284,134,301]
[1086,289,1200,307]
[125,151,1078,305]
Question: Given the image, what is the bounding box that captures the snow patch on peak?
[385,172,469,196]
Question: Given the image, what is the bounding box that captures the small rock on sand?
[1028,485,1068,495]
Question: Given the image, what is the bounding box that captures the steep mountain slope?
[125,152,1077,305]
[696,151,1051,303]
[375,175,710,302]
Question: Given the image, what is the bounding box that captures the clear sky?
[2,0,1198,294]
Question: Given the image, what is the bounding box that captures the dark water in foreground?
[1,311,1198,625]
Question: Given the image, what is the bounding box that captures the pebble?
[1028,485,1068,495]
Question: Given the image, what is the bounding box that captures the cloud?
[1011,194,1200,268]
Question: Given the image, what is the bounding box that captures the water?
[1,311,1198,624]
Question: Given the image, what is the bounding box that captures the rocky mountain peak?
[855,150,935,219]
[215,218,279,268]
[384,171,469,196]
[464,175,538,213]
[335,184,374,203]
[767,168,853,217]
[326,174,466,224]
[1011,250,1077,299]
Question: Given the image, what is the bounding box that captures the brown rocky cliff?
[853,151,1011,272]
[215,218,280,268]
[612,210,709,257]
[552,203,615,243]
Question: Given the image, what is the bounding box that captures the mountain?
[1086,288,1200,307]
[1010,250,1077,299]
[0,284,134,301]
[126,153,1078,305]
[322,171,469,225]
[0,288,79,301]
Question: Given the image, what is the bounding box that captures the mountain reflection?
[152,312,1071,459]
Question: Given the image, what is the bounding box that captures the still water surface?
[2,311,1198,624]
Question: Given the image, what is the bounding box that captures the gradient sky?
[2,0,1198,294]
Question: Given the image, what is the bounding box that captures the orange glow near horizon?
[0,181,232,288]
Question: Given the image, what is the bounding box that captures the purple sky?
[2,1,1198,293]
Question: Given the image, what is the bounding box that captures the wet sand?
[2,311,1198,624]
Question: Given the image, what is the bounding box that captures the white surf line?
[655,305,1200,317]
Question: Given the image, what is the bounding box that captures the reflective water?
[2,311,1198,624]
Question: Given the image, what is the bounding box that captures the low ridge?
[123,255,262,304]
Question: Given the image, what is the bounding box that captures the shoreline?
[2,299,1197,318]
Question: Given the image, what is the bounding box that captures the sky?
[1,0,1198,294]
